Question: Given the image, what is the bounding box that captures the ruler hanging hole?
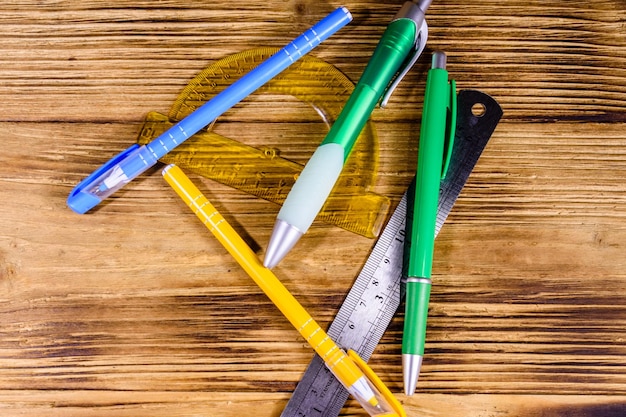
[471,102,486,117]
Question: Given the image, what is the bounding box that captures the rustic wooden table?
[1,1,625,416]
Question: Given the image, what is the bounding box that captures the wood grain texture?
[0,0,625,416]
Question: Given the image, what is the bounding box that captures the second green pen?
[403,51,456,396]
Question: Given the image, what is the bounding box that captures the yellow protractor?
[137,47,389,238]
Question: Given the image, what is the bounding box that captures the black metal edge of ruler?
[280,89,504,417]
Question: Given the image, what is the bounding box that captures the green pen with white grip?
[264,0,432,268]
[403,51,456,395]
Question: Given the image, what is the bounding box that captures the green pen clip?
[441,79,457,179]
[380,0,430,108]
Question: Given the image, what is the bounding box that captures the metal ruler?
[281,89,503,417]
[137,47,389,238]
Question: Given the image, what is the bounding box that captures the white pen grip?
[278,143,344,233]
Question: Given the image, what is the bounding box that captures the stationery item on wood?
[136,47,389,239]
[264,0,432,268]
[67,7,353,214]
[403,51,456,395]
[162,164,406,417]
[281,89,503,417]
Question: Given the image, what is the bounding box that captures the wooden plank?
[0,1,625,416]
[0,1,624,122]
[0,392,624,417]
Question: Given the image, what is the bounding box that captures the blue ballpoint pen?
[264,0,431,268]
[67,7,353,214]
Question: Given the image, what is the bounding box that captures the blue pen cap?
[67,144,157,214]
[67,188,101,214]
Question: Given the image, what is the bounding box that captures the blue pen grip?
[148,6,353,159]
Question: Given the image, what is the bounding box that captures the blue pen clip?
[67,144,158,214]
[380,0,430,108]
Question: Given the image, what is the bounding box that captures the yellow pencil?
[162,164,405,417]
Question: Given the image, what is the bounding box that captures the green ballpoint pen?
[264,0,432,269]
[403,51,456,396]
